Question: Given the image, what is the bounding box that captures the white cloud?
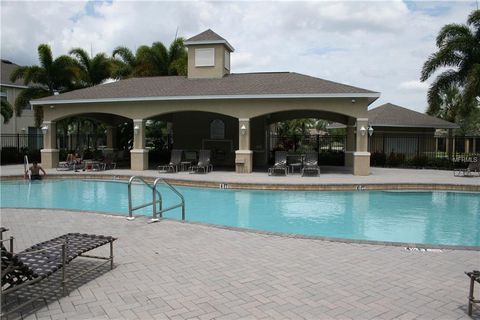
[1,0,476,114]
[399,80,430,91]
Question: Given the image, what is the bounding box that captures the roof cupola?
[184,29,234,79]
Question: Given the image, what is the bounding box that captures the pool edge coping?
[1,173,480,192]
[2,207,479,252]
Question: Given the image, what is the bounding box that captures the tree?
[421,10,480,119]
[10,44,77,126]
[1,99,13,123]
[69,48,112,86]
[111,37,187,78]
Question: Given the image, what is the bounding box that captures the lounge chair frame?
[1,233,116,317]
[301,152,320,177]
[189,150,213,174]
[158,149,183,173]
[454,161,480,177]
[268,151,288,176]
[466,270,480,316]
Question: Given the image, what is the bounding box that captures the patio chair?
[465,270,480,316]
[301,152,320,176]
[1,232,116,316]
[268,151,288,176]
[189,150,213,174]
[56,153,76,171]
[158,149,183,173]
[454,161,480,177]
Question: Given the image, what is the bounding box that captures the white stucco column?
[353,118,370,176]
[40,121,59,168]
[345,118,356,168]
[130,119,148,170]
[235,118,253,173]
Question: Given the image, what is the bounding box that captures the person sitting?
[26,161,46,180]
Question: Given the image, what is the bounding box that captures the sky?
[1,0,477,112]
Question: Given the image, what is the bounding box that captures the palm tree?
[426,85,463,122]
[111,37,187,78]
[1,99,13,123]
[10,44,77,126]
[421,9,480,116]
[69,48,113,86]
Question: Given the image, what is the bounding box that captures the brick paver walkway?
[1,208,478,320]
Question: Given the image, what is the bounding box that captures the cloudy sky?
[1,0,477,112]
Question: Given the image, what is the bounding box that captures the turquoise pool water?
[1,179,479,246]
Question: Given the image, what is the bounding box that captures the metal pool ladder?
[127,176,185,222]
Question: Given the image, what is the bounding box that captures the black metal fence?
[271,134,346,152]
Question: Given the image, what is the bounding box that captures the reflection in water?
[1,180,479,246]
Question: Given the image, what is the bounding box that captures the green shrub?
[370,152,387,166]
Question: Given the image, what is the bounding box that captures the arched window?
[210,119,225,139]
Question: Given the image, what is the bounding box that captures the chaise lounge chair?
[189,150,213,174]
[465,270,480,316]
[301,152,320,176]
[454,161,480,177]
[1,231,116,316]
[158,149,183,173]
[268,151,288,176]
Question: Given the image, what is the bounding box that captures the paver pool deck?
[1,165,479,319]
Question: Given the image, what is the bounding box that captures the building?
[0,59,36,134]
[32,29,380,175]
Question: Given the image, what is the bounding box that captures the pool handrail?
[153,177,185,221]
[127,176,163,220]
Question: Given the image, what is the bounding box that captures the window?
[195,48,215,67]
[224,51,230,70]
[210,119,225,139]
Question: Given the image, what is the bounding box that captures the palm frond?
[436,24,471,47]
[112,46,136,66]
[1,99,14,124]
[14,87,49,124]
[37,44,53,70]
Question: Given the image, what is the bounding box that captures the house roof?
[31,72,379,105]
[1,59,27,88]
[184,29,235,52]
[328,103,459,129]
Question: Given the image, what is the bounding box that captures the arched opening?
[146,111,239,170]
[53,112,132,167]
[250,109,354,171]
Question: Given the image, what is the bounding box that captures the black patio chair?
[466,270,480,316]
[1,232,116,317]
[268,151,288,176]
[158,149,183,173]
[189,150,213,174]
[301,152,320,176]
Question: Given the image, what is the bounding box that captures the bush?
[318,151,344,166]
[408,155,429,168]
[370,152,387,166]
[386,152,406,167]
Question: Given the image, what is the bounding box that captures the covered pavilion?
[31,29,380,175]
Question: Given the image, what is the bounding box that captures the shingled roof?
[369,103,459,129]
[184,29,235,52]
[1,59,27,87]
[32,72,379,105]
[328,103,459,129]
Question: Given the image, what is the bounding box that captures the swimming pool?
[1,179,479,247]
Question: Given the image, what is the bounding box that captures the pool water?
[1,179,479,247]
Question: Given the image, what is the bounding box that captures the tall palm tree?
[10,44,77,126]
[1,99,14,123]
[69,48,113,87]
[111,37,187,78]
[421,9,480,115]
[426,85,463,122]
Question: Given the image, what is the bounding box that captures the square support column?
[130,119,148,170]
[236,118,253,173]
[345,118,356,168]
[40,121,59,168]
[353,118,371,176]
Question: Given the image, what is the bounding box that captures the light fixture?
[21,128,26,133]
[240,124,247,135]
[134,125,140,135]
[368,125,374,137]
[359,126,367,136]
[41,125,49,134]
[351,99,356,104]
[50,105,55,109]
